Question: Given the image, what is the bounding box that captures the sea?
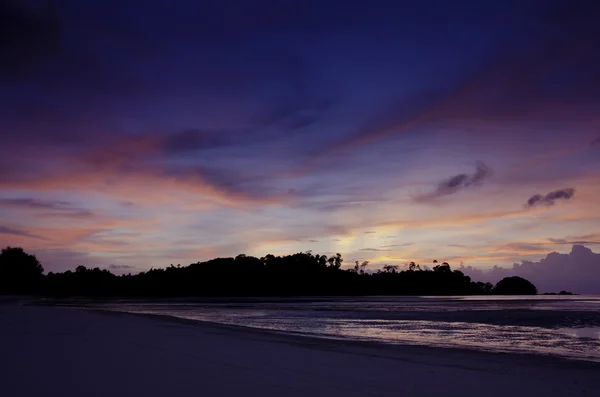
[42,295,600,362]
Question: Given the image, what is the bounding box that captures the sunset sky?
[1,0,599,274]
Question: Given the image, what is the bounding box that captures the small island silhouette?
[0,246,538,297]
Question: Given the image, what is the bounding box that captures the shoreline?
[92,307,600,368]
[17,295,600,364]
[3,303,600,396]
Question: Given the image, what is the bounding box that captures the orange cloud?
[0,146,287,208]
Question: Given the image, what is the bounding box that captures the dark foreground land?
[1,304,599,397]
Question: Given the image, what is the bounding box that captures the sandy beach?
[2,304,599,397]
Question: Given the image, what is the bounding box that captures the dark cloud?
[547,238,568,244]
[161,97,334,155]
[0,197,70,209]
[364,231,377,234]
[0,198,94,218]
[0,225,44,240]
[525,188,575,208]
[162,165,281,201]
[308,202,372,213]
[255,98,333,131]
[359,248,388,252]
[591,136,600,146]
[108,264,136,270]
[547,235,600,246]
[461,245,600,294]
[38,211,94,220]
[162,129,234,153]
[415,161,492,202]
[308,239,319,243]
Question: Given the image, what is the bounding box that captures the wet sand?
[2,304,599,397]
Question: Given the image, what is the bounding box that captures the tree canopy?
[0,246,540,297]
[493,276,538,295]
[0,246,44,294]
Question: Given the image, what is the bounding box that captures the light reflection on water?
[72,296,600,362]
[557,327,600,339]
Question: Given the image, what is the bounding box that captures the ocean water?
[56,295,600,362]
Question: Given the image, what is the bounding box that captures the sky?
[1,0,600,288]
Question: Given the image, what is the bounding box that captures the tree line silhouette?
[0,246,538,297]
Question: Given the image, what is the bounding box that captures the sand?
[1,303,599,397]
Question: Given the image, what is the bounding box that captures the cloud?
[0,198,69,209]
[377,208,527,232]
[0,225,44,240]
[499,242,548,253]
[414,161,492,202]
[160,100,334,155]
[0,198,95,219]
[0,141,287,207]
[460,245,600,294]
[255,98,333,131]
[251,51,335,132]
[525,188,575,208]
[37,211,94,220]
[161,164,288,203]
[108,264,136,270]
[162,129,234,153]
[547,235,600,246]
[295,0,600,169]
[591,137,600,146]
[380,243,414,248]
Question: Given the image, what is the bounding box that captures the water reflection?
[77,295,600,362]
[557,327,600,339]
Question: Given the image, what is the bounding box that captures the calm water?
[53,295,600,362]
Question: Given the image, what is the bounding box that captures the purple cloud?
[460,245,600,294]
[415,161,493,202]
[108,264,137,272]
[526,188,575,208]
[0,198,95,219]
[0,225,44,240]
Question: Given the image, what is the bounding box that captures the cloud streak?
[0,225,44,240]
[0,198,95,219]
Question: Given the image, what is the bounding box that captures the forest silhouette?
[0,246,538,297]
